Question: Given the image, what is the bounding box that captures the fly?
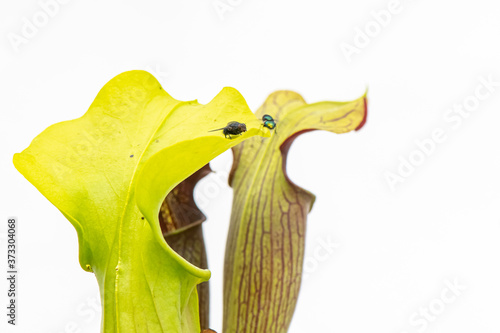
[262,114,277,132]
[209,121,247,139]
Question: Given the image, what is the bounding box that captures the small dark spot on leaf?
[130,155,134,158]
[141,217,144,220]
[155,140,159,143]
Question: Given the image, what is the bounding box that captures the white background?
[1,0,500,332]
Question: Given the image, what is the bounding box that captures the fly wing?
[209,121,239,132]
[209,121,242,132]
[208,127,226,132]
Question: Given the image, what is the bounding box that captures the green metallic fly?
[261,114,277,132]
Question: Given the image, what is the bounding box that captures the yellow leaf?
[13,70,268,333]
